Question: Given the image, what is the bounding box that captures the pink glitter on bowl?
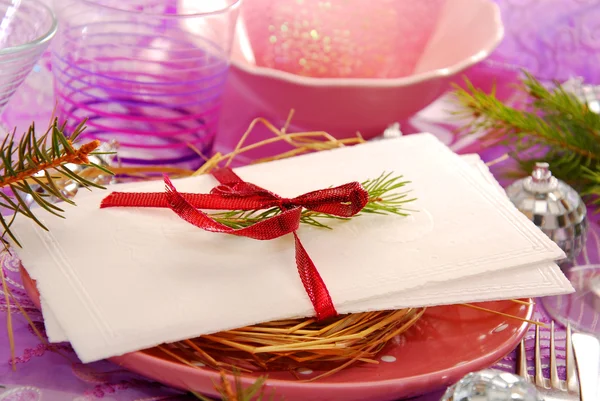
[242,0,447,78]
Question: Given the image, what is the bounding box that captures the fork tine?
[517,338,529,380]
[534,323,545,388]
[565,323,579,393]
[549,321,560,389]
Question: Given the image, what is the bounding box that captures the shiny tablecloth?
[2,0,600,399]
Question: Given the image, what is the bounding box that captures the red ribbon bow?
[100,167,369,320]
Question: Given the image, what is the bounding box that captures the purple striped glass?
[51,0,241,169]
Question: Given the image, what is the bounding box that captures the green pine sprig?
[583,166,600,210]
[192,370,272,401]
[0,118,112,247]
[452,71,600,207]
[210,172,415,230]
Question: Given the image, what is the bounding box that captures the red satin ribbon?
[100,167,369,320]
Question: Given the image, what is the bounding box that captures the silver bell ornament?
[505,162,587,265]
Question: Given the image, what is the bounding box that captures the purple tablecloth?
[2,1,600,399]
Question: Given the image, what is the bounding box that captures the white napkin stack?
[11,133,572,363]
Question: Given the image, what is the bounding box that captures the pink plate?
[21,268,532,401]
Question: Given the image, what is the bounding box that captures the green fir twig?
[210,172,414,229]
[452,71,600,209]
[192,370,273,401]
[0,118,112,247]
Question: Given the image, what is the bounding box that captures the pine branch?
[192,370,272,401]
[0,118,111,247]
[582,166,600,210]
[452,71,600,208]
[210,172,414,230]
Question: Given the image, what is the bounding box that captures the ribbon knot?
[278,198,296,210]
[100,167,369,320]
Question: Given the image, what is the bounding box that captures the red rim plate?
[21,267,531,401]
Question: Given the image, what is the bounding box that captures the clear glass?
[0,0,57,132]
[440,369,541,401]
[51,0,242,169]
[542,264,600,336]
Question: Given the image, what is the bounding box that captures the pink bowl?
[242,0,447,79]
[218,0,503,143]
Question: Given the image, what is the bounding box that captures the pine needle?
[452,71,600,209]
[0,118,111,247]
[1,265,15,371]
[191,370,271,401]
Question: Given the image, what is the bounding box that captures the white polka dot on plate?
[493,323,509,333]
[381,355,396,363]
[192,361,206,367]
[297,368,313,375]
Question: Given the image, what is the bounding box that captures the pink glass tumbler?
[51,0,241,169]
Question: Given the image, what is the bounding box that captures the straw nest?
[159,308,425,379]
[113,116,425,379]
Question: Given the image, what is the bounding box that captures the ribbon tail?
[164,176,235,233]
[293,232,338,320]
[212,167,244,185]
[101,191,170,208]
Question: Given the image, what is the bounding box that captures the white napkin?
[41,153,572,343]
[11,133,567,362]
[349,154,572,312]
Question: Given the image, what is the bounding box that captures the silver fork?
[517,321,581,401]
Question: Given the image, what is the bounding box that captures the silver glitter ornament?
[506,162,587,264]
[85,139,119,187]
[440,369,541,401]
[24,140,119,205]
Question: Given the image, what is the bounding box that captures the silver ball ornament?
[505,162,587,265]
[440,369,541,401]
[24,140,119,205]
